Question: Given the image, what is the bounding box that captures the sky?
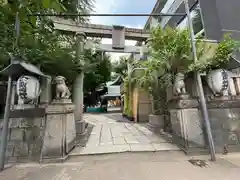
[90,0,157,61]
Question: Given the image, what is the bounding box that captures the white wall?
[107,85,120,95]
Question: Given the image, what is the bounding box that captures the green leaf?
[42,0,51,8]
[51,0,66,12]
[0,0,7,6]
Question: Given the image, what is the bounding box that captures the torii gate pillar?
[74,32,86,135]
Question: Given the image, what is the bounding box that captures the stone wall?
[0,101,76,163]
[207,100,240,153]
[1,116,45,162]
[168,97,240,154]
[165,69,240,154]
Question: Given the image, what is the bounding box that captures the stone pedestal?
[3,104,45,162]
[168,98,206,154]
[2,100,77,163]
[41,99,76,161]
[148,114,164,132]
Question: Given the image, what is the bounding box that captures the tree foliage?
[61,0,94,21]
[0,0,111,93]
[112,56,128,77]
[138,26,239,94]
[134,26,239,114]
[0,0,83,78]
[83,51,111,93]
[189,35,240,72]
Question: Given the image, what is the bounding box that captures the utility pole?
[0,72,13,171]
[183,0,216,161]
[0,11,20,171]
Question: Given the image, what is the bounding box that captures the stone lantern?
[0,55,48,170]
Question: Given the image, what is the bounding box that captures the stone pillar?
[228,78,237,96]
[234,77,240,94]
[40,76,52,104]
[74,32,86,135]
[10,82,16,105]
[74,73,84,134]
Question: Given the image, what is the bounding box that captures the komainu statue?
[55,76,71,99]
[207,69,229,96]
[16,75,41,104]
[173,72,187,95]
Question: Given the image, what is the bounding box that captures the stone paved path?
[70,113,179,155]
[1,152,240,180]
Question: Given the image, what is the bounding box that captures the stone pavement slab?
[72,113,180,155]
[113,137,126,145]
[152,143,180,151]
[130,144,155,151]
[71,144,130,155]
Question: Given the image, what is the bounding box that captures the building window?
[177,3,204,36]
[192,4,204,34]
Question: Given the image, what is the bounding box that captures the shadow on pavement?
[102,113,133,123]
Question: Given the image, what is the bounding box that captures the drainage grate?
[188,159,209,167]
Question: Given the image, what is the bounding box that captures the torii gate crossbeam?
[52,18,150,41]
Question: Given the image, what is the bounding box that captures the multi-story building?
[143,0,240,67]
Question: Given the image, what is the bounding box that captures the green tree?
[112,56,127,76]
[137,26,239,115]
[61,0,94,21]
[0,0,94,84]
[0,0,113,101]
[83,51,112,93]
[0,0,69,70]
[112,56,136,78]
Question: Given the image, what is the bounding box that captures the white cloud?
[90,0,118,25]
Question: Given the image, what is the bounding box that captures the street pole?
[0,11,20,171]
[0,75,13,171]
[183,0,216,161]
